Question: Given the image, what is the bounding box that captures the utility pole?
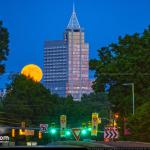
[122,83,135,115]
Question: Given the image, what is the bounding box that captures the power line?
[0,120,20,125]
[0,112,52,121]
[0,117,21,121]
[99,73,150,76]
[2,105,54,108]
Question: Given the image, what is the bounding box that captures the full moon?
[21,64,43,82]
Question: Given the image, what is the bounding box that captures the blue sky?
[0,0,150,88]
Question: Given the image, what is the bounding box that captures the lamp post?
[122,83,135,115]
[109,104,115,126]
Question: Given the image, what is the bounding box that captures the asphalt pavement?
[54,140,112,148]
[52,140,150,148]
[96,141,150,147]
[1,140,150,148]
[46,142,83,148]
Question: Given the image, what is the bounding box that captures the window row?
[44,56,67,59]
[44,46,66,50]
[44,60,67,63]
[45,79,66,81]
[44,61,67,64]
[44,52,67,55]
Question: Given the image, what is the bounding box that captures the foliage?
[90,25,150,141]
[2,74,56,126]
[90,25,150,117]
[51,92,110,128]
[1,74,110,129]
[0,21,9,75]
[127,101,150,142]
[81,92,110,120]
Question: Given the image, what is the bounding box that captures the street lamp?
[122,83,135,115]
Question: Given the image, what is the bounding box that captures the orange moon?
[21,64,43,82]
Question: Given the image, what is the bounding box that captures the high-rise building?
[44,6,93,100]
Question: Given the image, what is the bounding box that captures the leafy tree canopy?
[1,74,112,129]
[0,21,9,75]
[90,25,150,116]
[127,101,150,142]
[2,74,57,126]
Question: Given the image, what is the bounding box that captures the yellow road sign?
[91,113,99,136]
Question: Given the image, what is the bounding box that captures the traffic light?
[88,121,92,131]
[51,122,55,128]
[38,131,42,139]
[81,129,87,135]
[113,120,117,126]
[50,128,56,134]
[65,130,71,136]
[50,122,56,135]
[12,129,15,137]
[88,127,92,131]
[19,129,25,135]
[98,117,101,124]
[81,122,87,135]
[113,113,119,127]
[114,113,119,119]
[82,122,86,128]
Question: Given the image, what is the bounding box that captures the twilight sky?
[0,0,150,88]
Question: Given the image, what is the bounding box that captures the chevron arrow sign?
[104,127,119,139]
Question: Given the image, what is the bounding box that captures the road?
[46,142,83,148]
[52,140,111,148]
[2,140,150,148]
[96,141,150,147]
[53,140,150,148]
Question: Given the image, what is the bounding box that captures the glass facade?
[65,29,92,100]
[44,41,68,97]
[43,7,93,100]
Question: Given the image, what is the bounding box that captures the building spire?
[73,2,75,14]
[67,3,80,30]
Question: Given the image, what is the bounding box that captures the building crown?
[67,4,80,30]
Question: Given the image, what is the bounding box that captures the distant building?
[44,5,93,100]
[0,89,6,99]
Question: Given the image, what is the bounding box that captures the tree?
[90,25,150,116]
[1,73,111,129]
[0,21,9,75]
[2,74,57,126]
[48,92,110,128]
[81,92,110,127]
[127,101,150,142]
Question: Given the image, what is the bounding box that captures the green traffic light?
[66,131,71,136]
[50,128,56,134]
[81,129,87,135]
[88,127,92,131]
